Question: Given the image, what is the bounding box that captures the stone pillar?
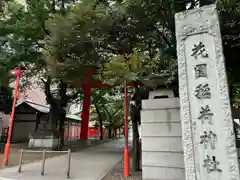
[175,4,240,180]
[141,90,185,180]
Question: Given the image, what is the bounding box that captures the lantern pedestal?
[28,123,60,150]
[28,134,60,150]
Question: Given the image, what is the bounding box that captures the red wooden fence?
[64,124,108,140]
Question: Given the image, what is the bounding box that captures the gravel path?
[102,158,142,180]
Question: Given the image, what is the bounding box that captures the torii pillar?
[79,69,106,140]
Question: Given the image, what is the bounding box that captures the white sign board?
[175,4,240,180]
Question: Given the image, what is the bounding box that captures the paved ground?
[0,140,99,169]
[0,150,64,170]
[0,139,128,180]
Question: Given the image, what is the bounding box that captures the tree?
[92,87,124,140]
[101,48,174,170]
[0,0,81,148]
[36,0,240,169]
[98,0,240,171]
[218,0,240,101]
[43,0,176,169]
[0,54,13,114]
[41,77,79,147]
[44,0,107,84]
[103,100,123,139]
[92,88,111,140]
[0,85,12,114]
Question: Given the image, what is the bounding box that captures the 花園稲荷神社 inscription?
[191,41,209,59]
[203,155,222,173]
[198,105,214,124]
[191,40,222,173]
[195,63,207,79]
[175,4,240,180]
[200,130,217,149]
[194,83,211,99]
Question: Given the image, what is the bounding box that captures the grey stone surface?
[28,138,59,149]
[148,88,174,99]
[0,139,127,180]
[142,98,179,110]
[141,90,185,180]
[175,4,240,180]
[143,166,184,180]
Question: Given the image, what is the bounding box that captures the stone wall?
[141,98,185,180]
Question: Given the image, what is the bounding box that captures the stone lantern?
[148,86,174,99]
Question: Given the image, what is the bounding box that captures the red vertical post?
[80,69,94,140]
[124,83,129,177]
[80,85,91,140]
[3,69,21,168]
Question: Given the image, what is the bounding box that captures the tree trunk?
[43,78,69,149]
[114,128,118,138]
[99,117,103,140]
[34,113,41,132]
[58,80,68,149]
[43,77,58,132]
[108,128,112,139]
[95,104,104,140]
[132,118,141,171]
[52,0,56,12]
[59,114,65,149]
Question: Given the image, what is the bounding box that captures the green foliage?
[0,86,12,114]
[218,0,240,98]
[0,0,51,82]
[92,87,124,129]
[0,0,239,109]
[44,0,108,83]
[0,0,238,168]
[44,0,180,89]
[101,48,176,88]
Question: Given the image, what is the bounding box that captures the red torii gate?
[79,68,135,140]
[79,69,105,140]
[80,68,134,177]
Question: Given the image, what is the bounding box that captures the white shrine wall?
[141,98,185,180]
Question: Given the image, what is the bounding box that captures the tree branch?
[35,41,46,50]
[110,107,122,117]
[52,0,56,12]
[102,104,111,117]
[155,28,172,48]
[41,76,54,104]
[66,91,80,102]
[188,0,195,10]
[98,43,117,54]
